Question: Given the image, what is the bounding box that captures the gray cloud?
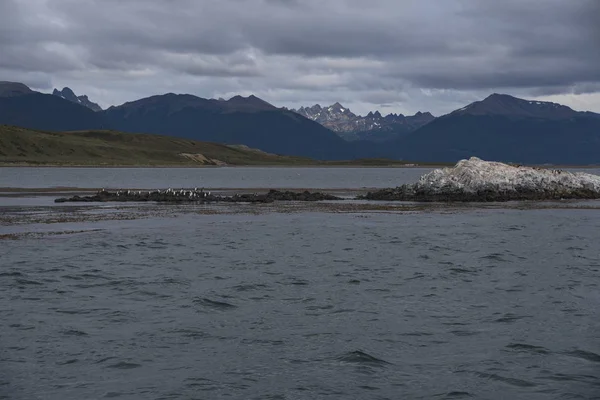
[0,0,598,115]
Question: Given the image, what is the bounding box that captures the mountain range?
[291,102,435,142]
[1,81,600,164]
[0,82,360,159]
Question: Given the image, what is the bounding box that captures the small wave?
[330,308,355,314]
[475,372,537,387]
[233,283,269,292]
[449,267,478,274]
[169,328,210,339]
[0,271,24,277]
[446,392,473,398]
[539,373,600,385]
[450,330,479,337]
[61,329,89,337]
[55,308,104,315]
[56,359,79,365]
[357,385,379,390]
[401,332,434,337]
[103,392,126,398]
[306,304,334,311]
[194,298,237,310]
[504,225,525,231]
[506,343,549,354]
[15,278,43,285]
[72,280,131,289]
[127,290,172,299]
[336,350,391,366]
[240,339,284,346]
[494,314,532,323]
[405,273,426,281]
[435,391,474,398]
[281,279,309,286]
[106,361,142,369]
[95,356,118,364]
[480,253,509,262]
[564,349,600,363]
[62,274,84,281]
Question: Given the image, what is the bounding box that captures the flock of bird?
[100,188,213,200]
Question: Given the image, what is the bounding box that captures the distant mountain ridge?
[53,87,103,112]
[392,93,600,164]
[450,93,594,120]
[291,102,434,142]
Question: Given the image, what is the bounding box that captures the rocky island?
[55,189,342,204]
[361,157,600,202]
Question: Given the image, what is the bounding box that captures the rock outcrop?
[52,87,103,111]
[55,189,342,203]
[360,157,600,202]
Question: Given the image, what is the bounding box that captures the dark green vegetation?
[2,82,600,164]
[0,125,314,166]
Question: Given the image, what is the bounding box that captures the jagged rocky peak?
[0,81,33,97]
[293,101,435,134]
[328,102,349,113]
[414,111,433,118]
[366,111,382,119]
[52,87,102,111]
[53,87,78,102]
[362,157,600,202]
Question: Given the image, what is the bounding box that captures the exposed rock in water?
[55,189,342,203]
[359,157,600,202]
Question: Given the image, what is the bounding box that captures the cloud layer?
[1,0,599,115]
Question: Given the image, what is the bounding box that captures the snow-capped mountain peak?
[292,102,435,135]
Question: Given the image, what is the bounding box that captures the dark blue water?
[1,207,599,399]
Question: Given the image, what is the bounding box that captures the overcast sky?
[1,0,599,116]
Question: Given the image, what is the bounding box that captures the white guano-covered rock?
[417,157,600,193]
[362,157,600,202]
